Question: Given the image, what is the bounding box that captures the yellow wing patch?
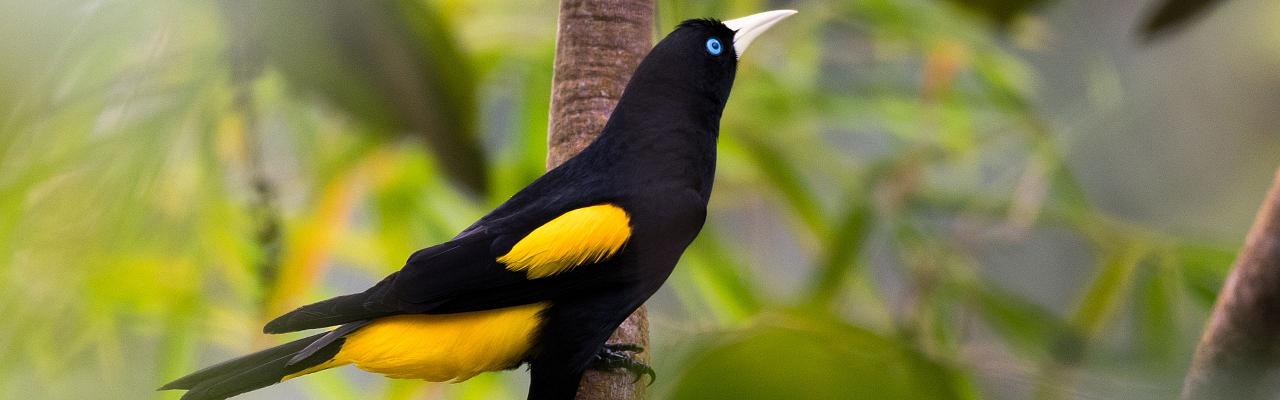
[497,204,632,279]
[282,302,548,382]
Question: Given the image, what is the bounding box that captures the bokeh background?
[2,0,1279,399]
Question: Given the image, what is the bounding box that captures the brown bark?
[1182,168,1280,400]
[546,0,654,399]
[547,0,654,169]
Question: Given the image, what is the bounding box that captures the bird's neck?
[584,83,724,198]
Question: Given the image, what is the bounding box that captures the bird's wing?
[263,198,634,334]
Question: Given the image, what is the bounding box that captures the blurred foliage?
[1139,0,1231,41]
[215,0,489,195]
[666,313,971,400]
[0,0,1258,399]
[931,0,1232,42]
[935,0,1052,29]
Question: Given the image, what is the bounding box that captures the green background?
[1,0,1278,399]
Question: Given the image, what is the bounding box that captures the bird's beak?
[723,10,797,59]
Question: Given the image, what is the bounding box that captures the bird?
[160,9,796,400]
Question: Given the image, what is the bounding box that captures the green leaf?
[961,281,1081,363]
[734,134,827,238]
[665,314,966,400]
[1135,261,1177,364]
[1173,244,1236,308]
[1042,147,1093,212]
[682,231,763,323]
[807,193,874,307]
[1071,245,1147,339]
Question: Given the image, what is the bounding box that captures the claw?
[590,343,656,385]
[605,343,644,353]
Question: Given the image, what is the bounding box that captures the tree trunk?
[546,0,654,399]
[1182,167,1280,400]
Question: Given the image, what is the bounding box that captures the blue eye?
[705,38,723,55]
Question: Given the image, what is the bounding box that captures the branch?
[546,0,654,398]
[547,0,653,169]
[1182,168,1280,399]
[218,0,282,305]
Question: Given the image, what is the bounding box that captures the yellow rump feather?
[282,302,548,382]
[497,204,632,279]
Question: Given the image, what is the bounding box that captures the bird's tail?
[159,332,347,400]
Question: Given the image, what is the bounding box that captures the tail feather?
[263,285,395,334]
[290,321,369,365]
[160,332,346,400]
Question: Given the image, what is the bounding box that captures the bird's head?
[618,10,797,115]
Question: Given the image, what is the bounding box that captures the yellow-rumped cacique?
[161,9,796,400]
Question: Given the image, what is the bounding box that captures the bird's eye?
[705,38,723,56]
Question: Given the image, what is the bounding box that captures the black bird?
[161,9,796,400]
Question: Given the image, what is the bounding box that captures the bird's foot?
[590,343,655,385]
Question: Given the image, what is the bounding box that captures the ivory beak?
[723,10,798,58]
